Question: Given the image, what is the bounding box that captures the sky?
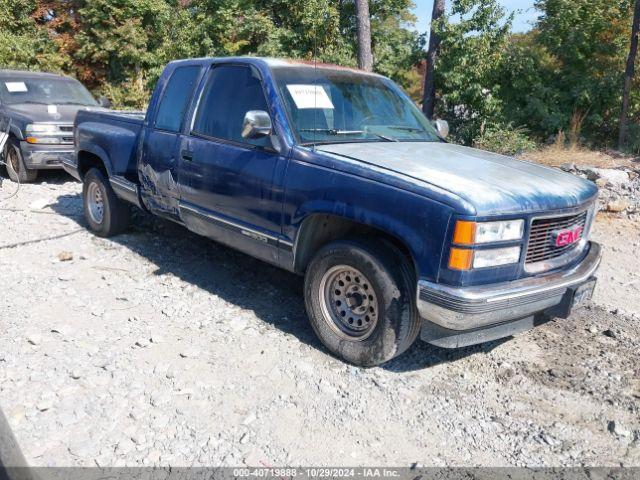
[411,0,539,34]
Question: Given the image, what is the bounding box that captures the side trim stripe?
[179,202,292,250]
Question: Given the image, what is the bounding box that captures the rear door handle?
[181,149,194,161]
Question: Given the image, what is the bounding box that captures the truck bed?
[74,109,145,181]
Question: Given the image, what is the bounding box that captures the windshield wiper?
[387,125,423,132]
[299,128,397,142]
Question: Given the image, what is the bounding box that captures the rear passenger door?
[177,64,289,266]
[139,65,202,219]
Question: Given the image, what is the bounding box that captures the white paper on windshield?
[286,84,334,109]
[5,82,28,93]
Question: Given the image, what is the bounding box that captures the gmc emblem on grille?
[552,226,583,248]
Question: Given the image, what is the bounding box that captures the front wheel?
[3,140,38,183]
[304,238,421,367]
[83,168,131,237]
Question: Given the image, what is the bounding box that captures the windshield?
[0,76,97,106]
[272,66,441,145]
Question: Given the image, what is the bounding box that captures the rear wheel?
[83,168,131,237]
[3,139,38,183]
[304,238,421,367]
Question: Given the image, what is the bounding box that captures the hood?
[4,103,105,124]
[316,142,598,216]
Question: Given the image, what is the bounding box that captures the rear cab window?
[154,66,202,133]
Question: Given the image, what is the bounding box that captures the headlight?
[26,124,57,134]
[449,219,525,270]
[453,219,524,244]
[473,246,521,268]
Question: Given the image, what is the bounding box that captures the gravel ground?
[0,172,639,467]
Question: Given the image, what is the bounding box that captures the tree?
[432,0,513,144]
[422,0,444,118]
[619,0,640,149]
[0,0,67,72]
[535,0,635,144]
[355,0,373,71]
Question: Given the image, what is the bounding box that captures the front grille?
[525,211,588,265]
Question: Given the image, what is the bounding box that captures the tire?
[82,168,131,237]
[3,139,38,183]
[304,238,421,367]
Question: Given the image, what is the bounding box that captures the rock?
[605,198,630,213]
[131,433,146,445]
[608,420,631,437]
[57,251,74,262]
[560,163,575,172]
[179,347,199,358]
[70,370,82,380]
[37,399,53,411]
[242,413,257,426]
[26,333,41,345]
[135,337,150,348]
[597,169,630,186]
[585,168,630,186]
[583,167,600,181]
[603,329,617,339]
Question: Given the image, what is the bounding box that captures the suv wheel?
[83,168,131,237]
[304,238,421,367]
[3,140,38,183]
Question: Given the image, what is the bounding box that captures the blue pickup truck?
[63,57,602,366]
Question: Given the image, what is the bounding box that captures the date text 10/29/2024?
[233,468,402,478]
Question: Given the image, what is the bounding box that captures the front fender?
[283,160,454,281]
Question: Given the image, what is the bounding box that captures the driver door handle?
[181,149,194,161]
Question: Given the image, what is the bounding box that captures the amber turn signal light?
[453,220,476,245]
[448,248,473,271]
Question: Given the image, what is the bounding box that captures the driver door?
[177,64,288,265]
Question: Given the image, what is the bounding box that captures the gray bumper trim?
[417,241,602,330]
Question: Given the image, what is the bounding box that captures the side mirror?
[241,110,272,139]
[433,119,449,139]
[98,97,111,109]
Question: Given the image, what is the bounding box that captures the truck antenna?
[312,25,318,151]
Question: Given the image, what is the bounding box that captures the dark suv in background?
[0,70,106,183]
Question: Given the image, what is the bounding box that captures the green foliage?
[432,0,514,144]
[433,0,639,149]
[0,0,68,71]
[532,0,636,144]
[0,0,637,149]
[473,125,538,155]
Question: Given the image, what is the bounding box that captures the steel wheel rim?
[319,265,379,341]
[87,181,105,224]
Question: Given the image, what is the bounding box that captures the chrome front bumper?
[417,241,602,332]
